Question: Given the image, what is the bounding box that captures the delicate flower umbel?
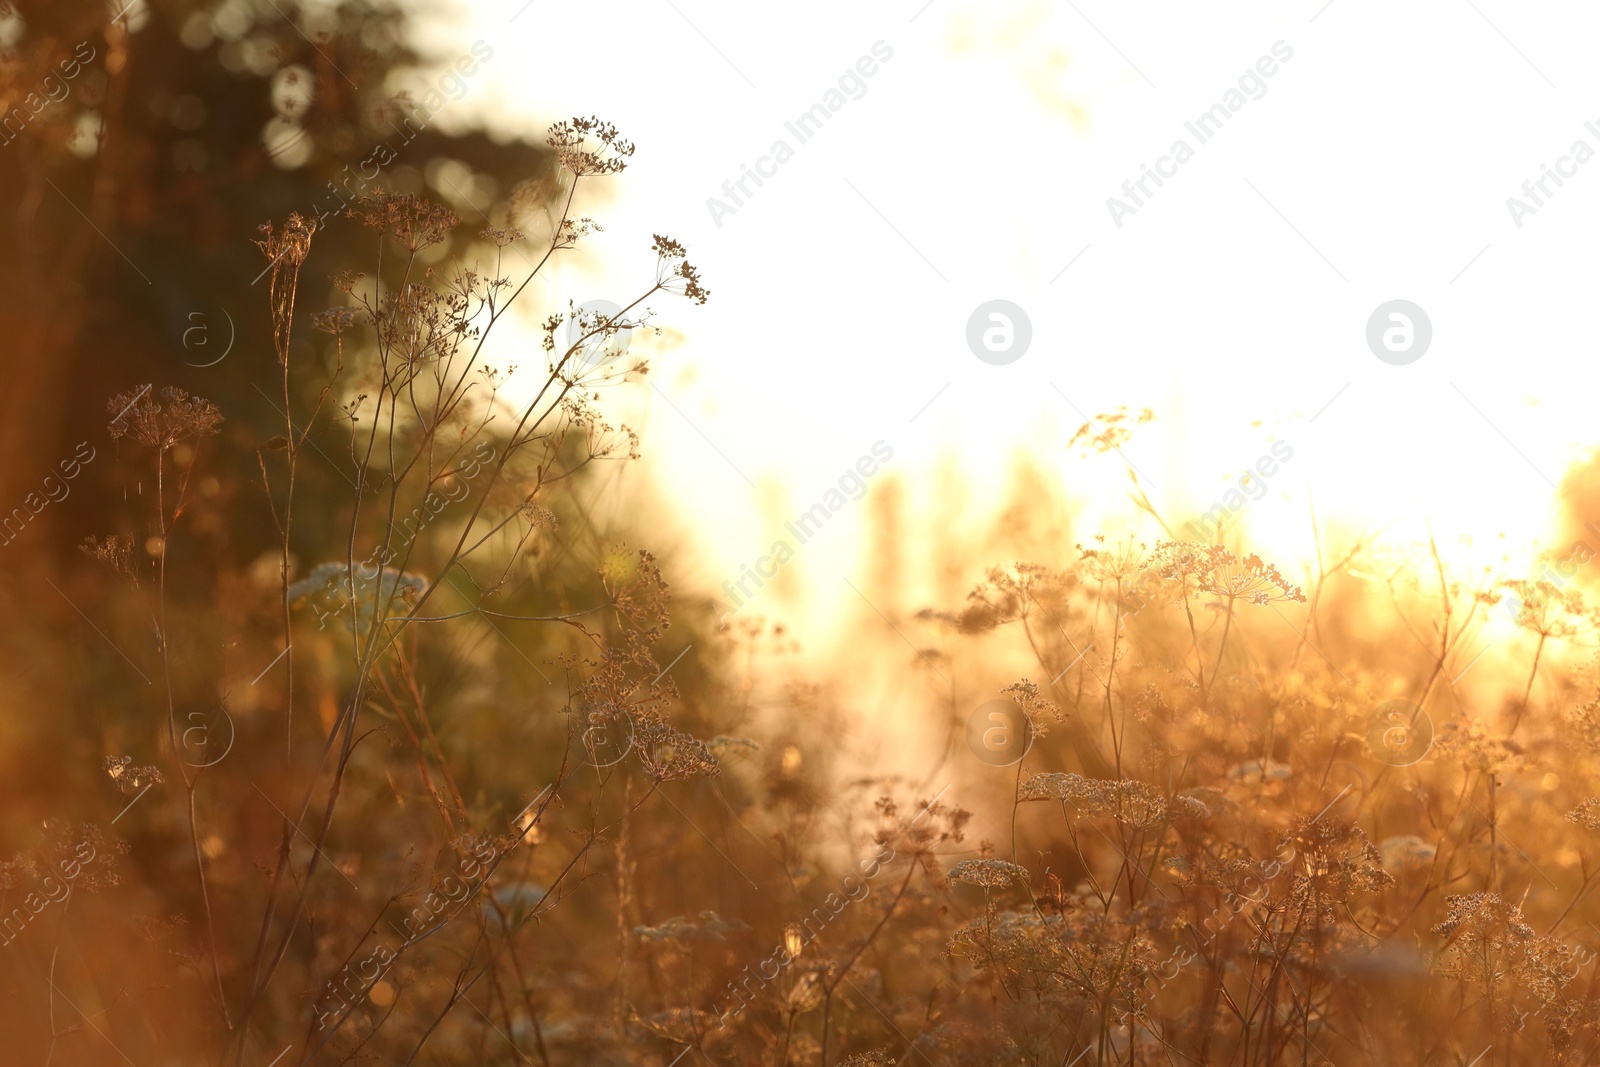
[1077,536,1150,586]
[104,755,163,796]
[1147,542,1306,605]
[1567,797,1600,831]
[81,533,136,579]
[653,234,709,305]
[106,386,223,450]
[1436,717,1522,772]
[634,716,720,783]
[1494,578,1596,640]
[999,679,1065,740]
[947,859,1030,888]
[947,905,1159,1023]
[1432,892,1576,1012]
[1569,689,1600,754]
[1278,817,1394,914]
[350,190,459,252]
[918,562,1077,635]
[1018,773,1205,828]
[480,225,526,247]
[838,1052,893,1067]
[547,115,635,176]
[1433,891,1534,946]
[310,306,362,336]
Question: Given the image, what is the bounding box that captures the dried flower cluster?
[105,385,223,449]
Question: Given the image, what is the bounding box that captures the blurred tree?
[0,0,552,562]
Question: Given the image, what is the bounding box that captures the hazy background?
[4,3,1600,1062]
[436,0,1600,648]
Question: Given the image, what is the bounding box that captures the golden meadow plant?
[24,115,743,1065]
[16,115,1600,1067]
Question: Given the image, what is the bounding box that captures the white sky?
[424,0,1600,647]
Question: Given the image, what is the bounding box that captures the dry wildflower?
[1495,578,1596,639]
[634,716,720,783]
[948,859,1029,888]
[480,225,525,247]
[652,233,711,305]
[838,1051,892,1067]
[547,115,635,176]
[350,190,459,251]
[1132,683,1174,725]
[919,563,1077,634]
[1571,691,1600,753]
[332,269,365,294]
[1567,797,1600,830]
[106,386,223,449]
[873,795,971,873]
[81,533,136,579]
[1077,536,1149,585]
[1017,773,1203,828]
[1379,834,1438,872]
[1000,679,1065,739]
[1182,785,1232,818]
[40,821,127,893]
[254,214,317,366]
[949,905,1158,1018]
[1436,717,1522,771]
[1432,892,1575,1009]
[1147,542,1306,605]
[1278,817,1393,912]
[1171,794,1211,820]
[104,755,163,796]
[310,306,362,335]
[1016,771,1093,804]
[0,854,38,891]
[253,212,315,271]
